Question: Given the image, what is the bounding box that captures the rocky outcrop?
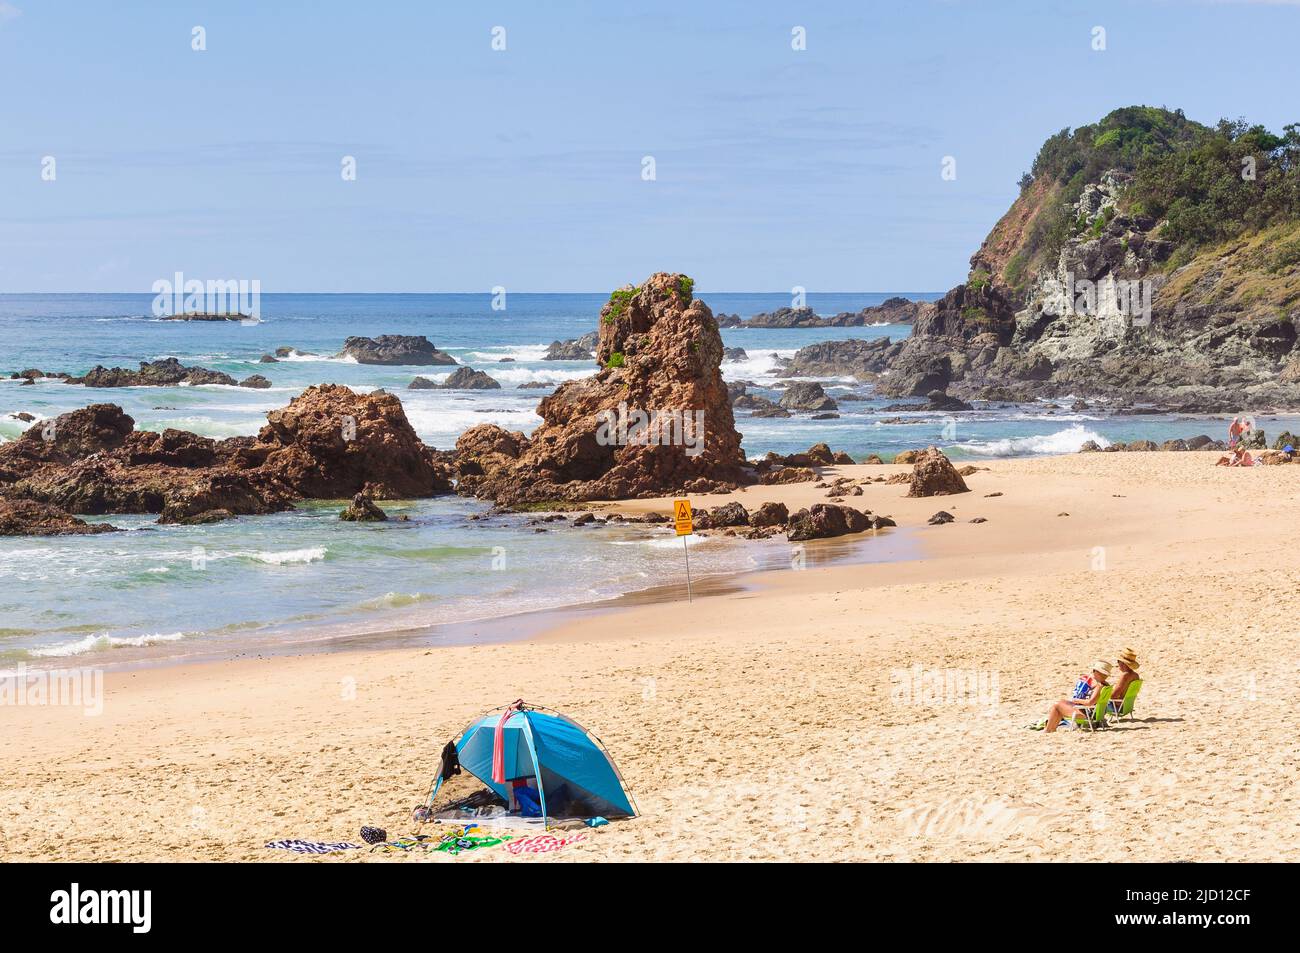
[543,332,599,361]
[778,382,837,411]
[741,298,933,329]
[239,374,272,389]
[875,108,1300,410]
[0,386,454,531]
[340,493,387,522]
[0,498,118,536]
[338,335,456,366]
[750,501,789,527]
[70,358,239,388]
[787,503,890,541]
[906,447,970,497]
[779,338,902,381]
[410,367,501,390]
[453,274,746,504]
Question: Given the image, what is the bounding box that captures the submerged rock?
[339,493,388,522]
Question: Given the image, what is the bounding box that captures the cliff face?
[887,107,1300,411]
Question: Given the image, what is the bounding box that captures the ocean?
[3,292,1294,667]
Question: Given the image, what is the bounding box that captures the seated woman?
[1109,648,1140,710]
[1043,660,1112,733]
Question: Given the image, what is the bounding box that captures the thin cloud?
[0,2,22,24]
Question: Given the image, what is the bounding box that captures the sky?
[1,0,1298,293]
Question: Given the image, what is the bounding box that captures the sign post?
[673,499,693,602]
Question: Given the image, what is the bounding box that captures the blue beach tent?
[430,702,638,825]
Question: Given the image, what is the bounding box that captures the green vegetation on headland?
[1007,106,1300,290]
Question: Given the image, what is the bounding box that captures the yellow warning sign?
[673,499,693,536]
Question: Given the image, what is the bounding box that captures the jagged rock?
[410,367,501,390]
[759,466,817,485]
[1160,439,1189,451]
[750,501,789,527]
[722,347,748,363]
[259,354,279,363]
[779,338,900,380]
[1126,440,1158,452]
[787,503,872,540]
[752,406,792,418]
[543,332,599,361]
[893,450,923,464]
[453,274,745,504]
[702,501,749,528]
[928,510,955,525]
[862,454,884,465]
[338,335,456,366]
[906,447,970,498]
[0,386,453,527]
[0,498,118,536]
[340,493,387,522]
[257,384,454,499]
[239,374,272,389]
[1079,440,1102,452]
[778,381,837,411]
[72,358,238,388]
[517,381,552,389]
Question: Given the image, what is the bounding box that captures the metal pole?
[682,535,693,602]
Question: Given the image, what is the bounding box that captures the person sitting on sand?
[1043,660,1111,733]
[1110,648,1140,706]
[1216,447,1253,467]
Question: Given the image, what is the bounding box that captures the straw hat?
[1090,660,1113,678]
[1116,648,1139,671]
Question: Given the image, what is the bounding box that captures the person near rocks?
[1039,660,1112,733]
[1215,447,1254,467]
[1228,416,1243,449]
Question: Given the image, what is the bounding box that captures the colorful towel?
[504,832,587,856]
[435,834,512,855]
[265,839,361,854]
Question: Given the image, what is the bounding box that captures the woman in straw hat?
[1110,648,1140,710]
[1042,659,1112,732]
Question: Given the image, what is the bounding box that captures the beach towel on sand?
[265,839,361,854]
[503,832,587,856]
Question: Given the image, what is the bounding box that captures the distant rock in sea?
[543,332,599,361]
[338,335,457,366]
[410,367,501,390]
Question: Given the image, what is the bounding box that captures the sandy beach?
[3,451,1297,862]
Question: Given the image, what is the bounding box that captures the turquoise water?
[2,292,1295,666]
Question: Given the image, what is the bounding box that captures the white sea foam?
[462,344,551,363]
[246,546,327,565]
[28,631,187,658]
[958,425,1110,457]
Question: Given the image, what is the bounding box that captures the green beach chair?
[1066,684,1113,732]
[1106,679,1142,723]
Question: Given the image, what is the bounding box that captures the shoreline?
[3,451,1298,861]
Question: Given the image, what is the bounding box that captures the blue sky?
[1,0,1297,292]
